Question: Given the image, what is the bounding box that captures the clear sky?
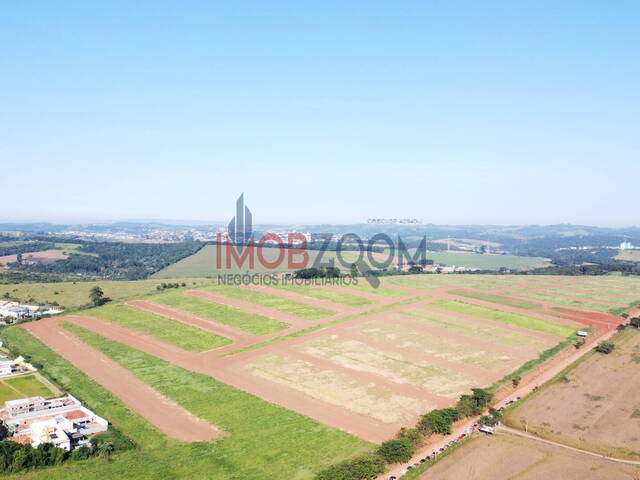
[1,1,638,226]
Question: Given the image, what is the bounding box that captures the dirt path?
[22,318,224,442]
[497,426,640,466]
[375,323,622,480]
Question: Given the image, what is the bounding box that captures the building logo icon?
[227,193,253,246]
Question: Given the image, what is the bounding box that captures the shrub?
[397,427,423,448]
[376,438,414,464]
[315,454,386,480]
[595,341,615,354]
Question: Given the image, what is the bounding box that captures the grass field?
[615,250,640,262]
[153,290,290,335]
[519,292,617,313]
[388,250,550,270]
[448,290,540,309]
[503,327,640,460]
[298,335,478,398]
[246,352,429,425]
[0,374,55,403]
[200,285,336,319]
[429,299,576,337]
[273,283,374,306]
[84,303,232,352]
[400,307,555,350]
[0,278,216,309]
[1,326,372,480]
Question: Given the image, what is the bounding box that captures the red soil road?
[54,313,399,442]
[22,317,224,442]
[185,289,312,327]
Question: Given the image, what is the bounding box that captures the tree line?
[315,388,493,480]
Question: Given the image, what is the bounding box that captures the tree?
[511,376,521,387]
[376,438,414,464]
[479,415,497,426]
[408,265,423,273]
[350,263,358,278]
[97,441,114,459]
[315,454,385,480]
[595,341,615,354]
[630,317,640,328]
[16,253,23,264]
[574,337,586,349]
[397,427,423,448]
[89,286,110,307]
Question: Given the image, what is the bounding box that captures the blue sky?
[1,1,638,226]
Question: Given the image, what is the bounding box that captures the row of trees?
[0,437,114,474]
[315,388,493,480]
[294,267,342,279]
[11,241,204,280]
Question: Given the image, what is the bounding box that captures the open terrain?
[1,273,636,479]
[503,327,640,460]
[416,433,639,480]
[0,373,55,403]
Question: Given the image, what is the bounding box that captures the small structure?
[0,394,108,451]
[0,358,14,376]
[479,425,495,434]
[576,331,589,337]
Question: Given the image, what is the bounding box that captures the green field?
[519,292,616,313]
[154,290,289,335]
[387,250,550,271]
[273,283,374,306]
[85,303,232,352]
[448,290,540,309]
[429,299,576,337]
[0,278,216,309]
[1,326,371,480]
[0,374,55,403]
[201,285,335,320]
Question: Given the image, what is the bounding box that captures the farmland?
[503,327,640,460]
[415,433,639,480]
[1,273,637,479]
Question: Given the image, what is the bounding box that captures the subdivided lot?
[429,299,577,337]
[448,290,540,309]
[380,277,442,291]
[542,287,633,304]
[245,352,431,425]
[399,306,556,351]
[0,278,216,309]
[0,374,55,403]
[415,433,639,480]
[84,303,232,352]
[296,334,478,398]
[350,280,413,297]
[272,283,374,306]
[386,250,550,270]
[520,291,618,313]
[2,325,372,480]
[503,327,640,460]
[351,318,533,374]
[199,285,336,319]
[153,290,289,335]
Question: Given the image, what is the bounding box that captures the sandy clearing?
[0,249,68,265]
[22,318,224,442]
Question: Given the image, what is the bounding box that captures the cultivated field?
[416,433,639,480]
[503,327,640,460]
[3,273,637,479]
